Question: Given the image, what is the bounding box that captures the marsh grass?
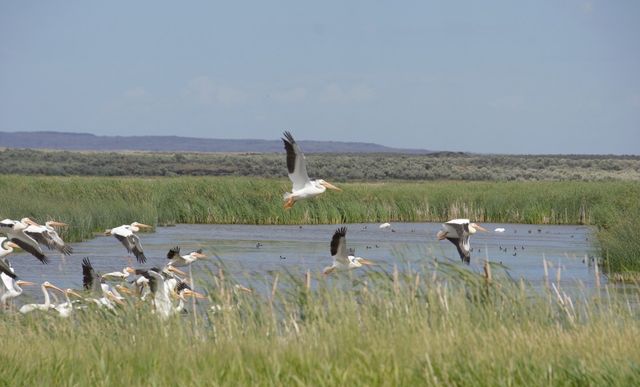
[1,175,639,271]
[0,262,639,386]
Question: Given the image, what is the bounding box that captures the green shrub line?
[1,175,638,273]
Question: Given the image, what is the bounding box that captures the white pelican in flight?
[166,246,206,267]
[282,131,341,209]
[436,219,488,264]
[0,237,20,279]
[0,239,36,306]
[25,220,73,255]
[0,218,49,263]
[104,222,152,263]
[323,227,375,275]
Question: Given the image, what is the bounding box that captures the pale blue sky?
[1,1,638,154]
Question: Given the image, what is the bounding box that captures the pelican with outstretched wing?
[436,219,488,264]
[25,220,73,255]
[281,131,341,209]
[323,227,375,275]
[0,218,49,263]
[104,222,152,264]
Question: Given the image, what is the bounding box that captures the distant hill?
[0,131,435,154]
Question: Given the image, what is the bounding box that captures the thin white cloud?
[123,87,148,99]
[318,83,375,104]
[183,76,250,106]
[270,87,308,103]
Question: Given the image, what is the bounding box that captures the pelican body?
[104,222,152,264]
[436,219,488,264]
[166,246,206,267]
[25,221,73,255]
[323,227,375,275]
[282,131,341,209]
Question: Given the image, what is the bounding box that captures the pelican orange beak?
[193,252,207,259]
[125,267,136,274]
[48,221,68,227]
[16,280,35,287]
[115,285,133,295]
[66,289,84,298]
[167,266,187,276]
[6,241,20,249]
[472,224,489,232]
[135,223,153,229]
[358,258,375,266]
[22,218,40,227]
[107,292,125,305]
[183,289,206,299]
[234,284,253,294]
[321,181,342,191]
[44,282,64,294]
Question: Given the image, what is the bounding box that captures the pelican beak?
[44,282,64,294]
[16,280,35,287]
[107,292,125,305]
[24,218,40,226]
[167,266,187,276]
[321,181,342,191]
[194,252,207,259]
[49,221,68,227]
[359,259,375,266]
[6,241,20,249]
[184,289,206,299]
[125,267,136,274]
[474,224,489,232]
[234,284,252,294]
[436,231,448,240]
[136,223,153,229]
[116,285,133,295]
[67,290,83,298]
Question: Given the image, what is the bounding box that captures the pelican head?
[3,240,20,250]
[125,267,136,274]
[106,291,126,306]
[469,223,488,234]
[317,179,341,191]
[46,220,68,228]
[43,281,64,293]
[131,222,152,230]
[115,284,133,295]
[190,250,207,259]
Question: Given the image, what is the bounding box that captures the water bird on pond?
[379,223,391,229]
[281,131,341,209]
[24,220,73,255]
[280,255,286,260]
[494,228,506,233]
[256,242,263,248]
[323,227,375,275]
[166,246,206,267]
[104,222,152,264]
[436,219,488,264]
[0,218,50,263]
[19,281,62,314]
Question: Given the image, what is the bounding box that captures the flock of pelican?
[0,131,489,318]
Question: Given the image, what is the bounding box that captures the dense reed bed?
[0,175,638,272]
[1,263,638,386]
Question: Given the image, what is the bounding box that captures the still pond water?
[8,222,604,301]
